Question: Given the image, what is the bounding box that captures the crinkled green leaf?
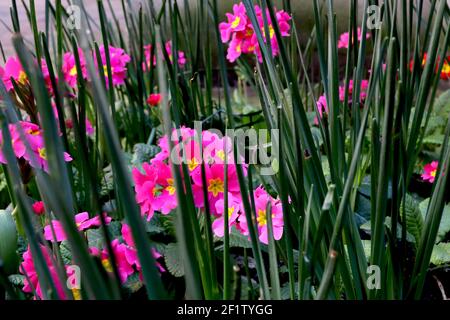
[123,272,143,293]
[430,243,450,266]
[8,274,25,286]
[131,143,161,168]
[86,228,105,249]
[401,194,424,248]
[420,199,450,243]
[60,241,73,265]
[164,243,184,277]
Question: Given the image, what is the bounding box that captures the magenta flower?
[219,2,291,63]
[239,186,284,244]
[219,3,248,43]
[44,212,112,242]
[2,56,56,95]
[20,245,66,299]
[314,95,328,125]
[226,33,245,63]
[164,41,187,66]
[147,93,162,107]
[0,121,72,172]
[422,161,439,183]
[2,56,27,91]
[0,123,26,164]
[133,127,248,220]
[95,45,131,87]
[132,160,177,220]
[121,223,165,273]
[62,49,87,89]
[39,59,57,96]
[191,163,241,214]
[151,126,197,163]
[65,118,95,136]
[338,79,369,103]
[32,201,45,216]
[144,41,187,69]
[212,192,241,237]
[337,27,371,49]
[90,239,135,283]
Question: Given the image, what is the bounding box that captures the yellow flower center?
[236,43,242,53]
[165,178,176,195]
[103,65,114,77]
[269,25,275,39]
[231,16,241,29]
[208,178,224,197]
[431,169,437,178]
[442,62,450,74]
[257,209,267,226]
[38,148,47,160]
[187,158,199,171]
[257,209,275,227]
[18,71,27,84]
[216,150,225,161]
[101,258,113,273]
[103,65,108,76]
[69,66,78,77]
[262,25,275,39]
[27,129,40,135]
[228,207,235,219]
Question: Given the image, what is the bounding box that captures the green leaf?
[8,274,25,286]
[164,243,184,277]
[60,241,73,265]
[423,133,446,145]
[354,192,371,226]
[401,194,424,248]
[420,199,450,243]
[123,272,144,293]
[107,221,123,239]
[434,90,450,116]
[86,229,105,250]
[360,217,416,243]
[430,243,450,266]
[131,143,161,168]
[0,209,18,274]
[311,127,324,149]
[228,229,253,249]
[145,218,165,234]
[281,281,299,300]
[361,240,372,260]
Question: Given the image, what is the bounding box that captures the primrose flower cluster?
[20,208,164,300]
[337,27,371,49]
[61,45,131,89]
[143,40,187,69]
[219,2,291,63]
[410,53,450,80]
[132,127,284,244]
[314,79,369,125]
[0,121,72,172]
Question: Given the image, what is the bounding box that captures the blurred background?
[0,0,383,56]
